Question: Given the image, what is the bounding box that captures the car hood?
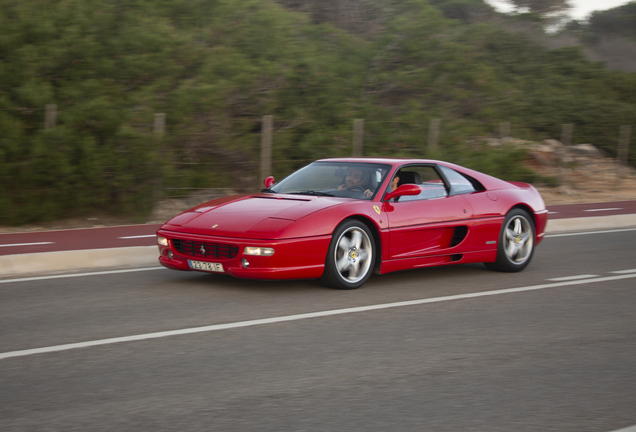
[162,194,345,239]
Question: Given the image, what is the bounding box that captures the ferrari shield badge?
[373,205,381,215]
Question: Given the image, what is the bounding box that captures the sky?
[486,0,633,19]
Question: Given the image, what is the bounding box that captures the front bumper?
[157,229,331,280]
[534,209,549,245]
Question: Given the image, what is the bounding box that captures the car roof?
[316,157,441,167]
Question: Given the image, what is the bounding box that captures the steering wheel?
[347,185,364,192]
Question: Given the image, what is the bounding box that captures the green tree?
[589,1,636,38]
[0,0,635,226]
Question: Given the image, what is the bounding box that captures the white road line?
[548,211,558,214]
[611,269,636,274]
[547,275,598,282]
[0,267,164,284]
[0,242,54,248]
[546,228,636,238]
[118,235,156,239]
[583,208,623,212]
[608,425,636,432]
[2,272,636,361]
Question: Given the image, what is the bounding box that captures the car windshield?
[268,162,391,200]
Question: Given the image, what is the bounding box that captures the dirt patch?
[509,138,636,205]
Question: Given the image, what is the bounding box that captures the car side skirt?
[378,249,498,275]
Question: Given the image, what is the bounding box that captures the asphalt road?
[1,229,636,432]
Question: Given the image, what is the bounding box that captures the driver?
[389,174,399,192]
[337,168,373,198]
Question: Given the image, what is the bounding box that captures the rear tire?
[321,220,375,289]
[485,208,535,272]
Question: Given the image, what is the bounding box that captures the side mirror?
[384,184,421,201]
[263,176,275,188]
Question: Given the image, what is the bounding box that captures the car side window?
[392,165,448,201]
[438,165,477,195]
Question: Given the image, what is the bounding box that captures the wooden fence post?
[45,104,57,130]
[260,115,273,182]
[152,113,167,202]
[618,125,631,178]
[352,119,364,157]
[428,119,440,152]
[154,113,166,137]
[500,122,511,139]
[561,124,573,146]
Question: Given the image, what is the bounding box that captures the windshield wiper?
[260,188,274,193]
[288,190,335,197]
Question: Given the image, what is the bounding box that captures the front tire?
[321,220,375,289]
[485,208,535,272]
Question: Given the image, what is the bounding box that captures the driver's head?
[390,175,399,191]
[345,168,364,188]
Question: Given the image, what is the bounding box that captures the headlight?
[157,235,169,246]
[244,247,275,256]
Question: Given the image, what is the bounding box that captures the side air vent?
[449,226,468,247]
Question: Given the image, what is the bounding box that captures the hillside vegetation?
[1,0,635,224]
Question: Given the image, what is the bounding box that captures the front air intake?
[172,239,239,260]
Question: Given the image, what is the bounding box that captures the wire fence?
[148,116,634,199]
[1,108,633,215]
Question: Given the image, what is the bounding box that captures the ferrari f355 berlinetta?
[157,158,548,289]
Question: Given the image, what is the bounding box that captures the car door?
[436,164,503,252]
[384,165,474,259]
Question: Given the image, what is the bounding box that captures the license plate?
[188,260,224,273]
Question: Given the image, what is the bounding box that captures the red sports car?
[157,158,548,289]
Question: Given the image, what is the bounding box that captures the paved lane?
[1,229,634,353]
[1,230,635,431]
[0,224,161,256]
[1,200,634,256]
[547,200,636,219]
